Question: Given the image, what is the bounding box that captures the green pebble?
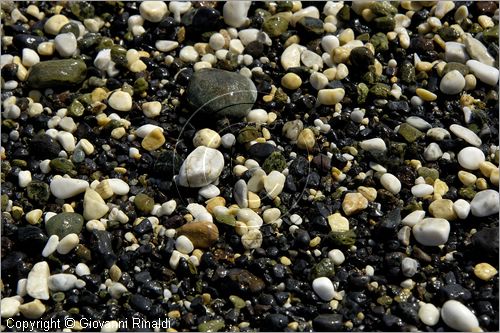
[297,17,324,35]
[328,229,356,247]
[438,26,459,41]
[134,77,149,94]
[369,83,391,98]
[356,33,370,43]
[254,8,271,20]
[357,83,369,104]
[417,167,439,181]
[27,181,50,202]
[262,151,287,173]
[1,194,8,211]
[483,25,499,44]
[276,1,293,12]
[45,212,84,238]
[237,126,260,144]
[229,295,246,309]
[442,62,469,76]
[52,292,65,302]
[97,37,114,51]
[337,5,350,21]
[70,2,95,20]
[27,59,87,89]
[400,61,416,84]
[215,213,236,227]
[262,15,289,37]
[273,87,289,104]
[76,244,92,262]
[198,319,225,332]
[370,32,389,52]
[374,16,395,32]
[11,159,27,168]
[88,76,106,87]
[134,193,155,213]
[50,157,75,174]
[310,258,336,280]
[459,186,476,200]
[110,45,128,66]
[59,22,80,38]
[78,33,101,50]
[398,123,423,143]
[370,1,397,16]
[377,295,393,306]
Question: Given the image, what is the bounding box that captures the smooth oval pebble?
[441,300,480,331]
[440,70,465,95]
[418,303,440,326]
[449,124,482,147]
[457,147,485,170]
[470,189,500,217]
[312,277,335,301]
[411,184,434,197]
[380,173,401,194]
[412,218,450,246]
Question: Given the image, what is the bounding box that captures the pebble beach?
[0,1,499,332]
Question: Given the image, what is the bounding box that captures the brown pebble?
[176,221,219,248]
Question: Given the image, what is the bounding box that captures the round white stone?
[234,179,248,208]
[177,146,224,188]
[221,133,236,149]
[312,277,335,301]
[262,208,281,224]
[264,171,286,199]
[175,235,194,254]
[50,176,89,199]
[441,300,479,332]
[179,46,199,63]
[75,263,91,276]
[238,208,263,227]
[321,35,339,54]
[55,33,77,57]
[241,229,263,249]
[440,70,465,95]
[445,41,469,63]
[1,297,21,318]
[18,170,32,188]
[470,189,499,217]
[453,199,471,219]
[108,91,132,112]
[247,109,268,124]
[317,88,345,105]
[359,138,387,153]
[142,101,162,118]
[380,173,401,194]
[418,303,440,326]
[328,249,345,266]
[411,184,434,197]
[412,218,450,246]
[449,124,482,147]
[457,147,485,170]
[401,257,419,277]
[402,210,426,227]
[57,233,79,255]
[198,184,220,199]
[209,33,226,51]
[139,1,169,22]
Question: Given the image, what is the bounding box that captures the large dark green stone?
[45,212,84,238]
[186,68,257,119]
[27,59,87,88]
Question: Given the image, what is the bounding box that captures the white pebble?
[312,277,335,301]
[48,273,77,291]
[50,176,89,199]
[328,249,345,266]
[440,70,465,95]
[457,147,485,170]
[466,59,499,86]
[175,235,194,254]
[75,263,91,276]
[449,124,482,147]
[139,1,168,22]
[221,133,236,149]
[42,235,59,257]
[22,48,40,67]
[441,300,479,332]
[209,33,226,51]
[155,40,179,52]
[246,109,268,124]
[179,46,198,63]
[402,210,426,227]
[418,303,440,326]
[198,184,220,199]
[108,91,132,112]
[27,261,50,300]
[453,199,470,219]
[223,1,251,28]
[18,170,32,188]
[470,189,499,217]
[380,173,401,194]
[412,218,450,247]
[55,33,77,57]
[401,257,419,277]
[56,233,79,255]
[411,184,434,197]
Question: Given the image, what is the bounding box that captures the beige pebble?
[280,256,292,266]
[476,178,488,190]
[458,171,477,186]
[479,161,497,178]
[297,128,316,150]
[281,73,302,90]
[247,191,261,209]
[44,14,69,35]
[205,196,226,214]
[464,74,477,91]
[416,88,437,101]
[317,88,345,105]
[26,209,43,225]
[474,263,498,281]
[141,128,165,151]
[342,192,368,216]
[193,128,221,149]
[327,213,349,232]
[429,199,457,220]
[357,186,377,202]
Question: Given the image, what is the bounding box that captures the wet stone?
[45,213,84,238]
[27,59,87,89]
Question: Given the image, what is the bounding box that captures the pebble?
[223,1,251,28]
[27,59,87,88]
[327,213,349,232]
[241,229,263,249]
[310,72,329,90]
[45,212,83,238]
[107,178,130,195]
[54,33,77,57]
[176,222,219,249]
[263,171,285,199]
[139,1,168,22]
[359,138,387,153]
[221,133,236,148]
[342,193,368,216]
[179,46,198,62]
[1,297,21,318]
[418,303,440,326]
[445,42,469,63]
[473,262,498,281]
[142,128,165,151]
[429,199,457,220]
[48,273,77,291]
[22,48,40,67]
[209,33,225,51]
[312,277,335,301]
[42,235,59,257]
[177,146,224,188]
[440,70,465,95]
[135,124,163,138]
[464,33,495,67]
[297,128,316,150]
[411,184,434,197]
[56,233,79,254]
[466,59,499,86]
[186,68,257,119]
[321,35,339,54]
[470,189,499,217]
[441,300,480,332]
[328,249,345,265]
[199,184,220,199]
[18,170,31,188]
[457,147,485,170]
[453,199,471,219]
[155,40,179,52]
[44,14,69,35]
[317,88,345,105]
[401,257,419,277]
[19,299,45,319]
[246,109,268,124]
[281,72,302,90]
[423,143,443,161]
[193,128,221,148]
[75,263,90,276]
[175,235,194,254]
[450,124,482,147]
[412,218,450,247]
[282,120,304,142]
[301,50,323,69]
[234,179,248,208]
[281,44,306,70]
[108,91,132,112]
[380,173,401,194]
[26,261,50,300]
[83,188,109,220]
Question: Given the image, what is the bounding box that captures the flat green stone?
[50,157,75,174]
[328,229,356,247]
[310,258,336,280]
[357,83,369,104]
[237,126,260,144]
[370,1,397,16]
[374,16,395,32]
[27,181,50,202]
[134,193,155,213]
[27,59,87,89]
[370,32,389,52]
[398,123,423,143]
[417,167,439,181]
[198,319,225,332]
[262,15,289,37]
[369,83,391,98]
[45,212,84,238]
[229,295,246,309]
[262,151,287,173]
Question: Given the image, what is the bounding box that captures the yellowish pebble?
[476,178,488,190]
[111,127,126,140]
[26,209,43,225]
[168,310,181,318]
[62,204,74,212]
[309,236,321,247]
[474,263,498,281]
[416,88,437,101]
[429,199,457,220]
[416,61,433,72]
[281,72,302,90]
[247,191,261,209]
[297,128,316,151]
[205,196,226,214]
[114,167,127,174]
[357,186,377,202]
[479,161,497,178]
[433,179,449,197]
[328,213,349,232]
[323,68,337,81]
[490,168,499,185]
[141,128,165,151]
[280,256,292,266]
[458,170,477,186]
